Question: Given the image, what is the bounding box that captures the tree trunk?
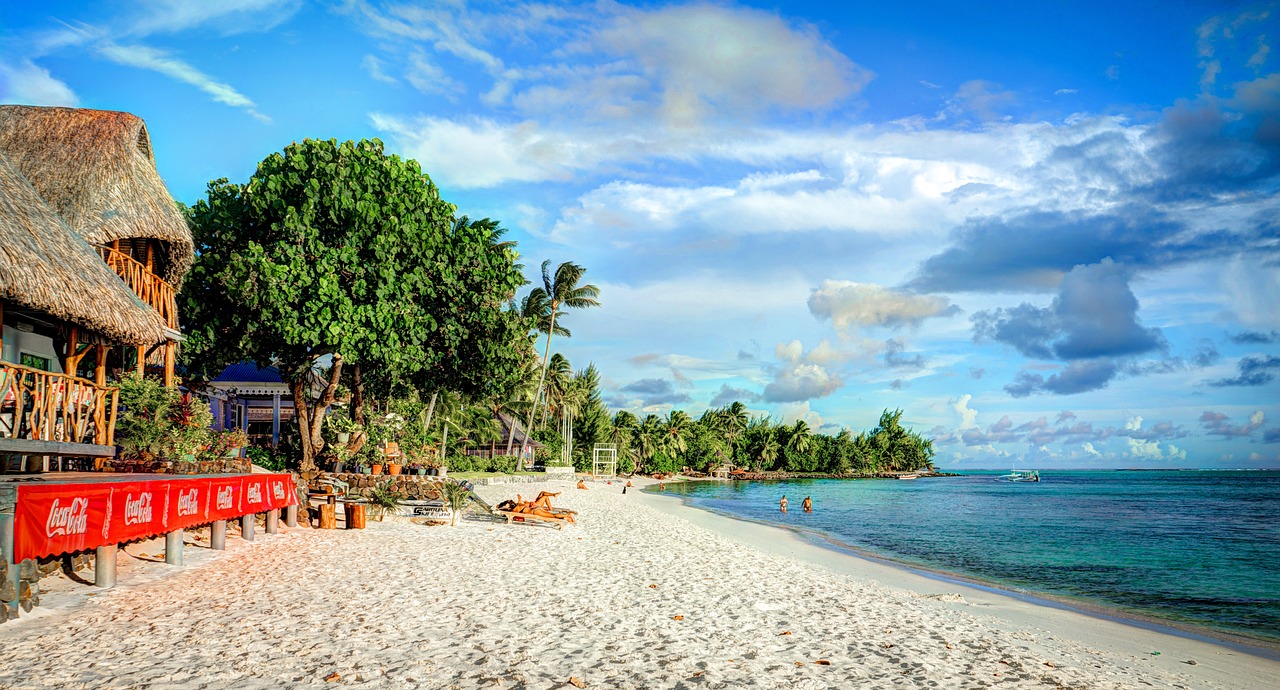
[348,363,368,456]
[521,309,557,464]
[290,354,344,475]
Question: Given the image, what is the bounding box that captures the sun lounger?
[497,510,570,530]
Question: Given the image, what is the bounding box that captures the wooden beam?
[0,299,5,358]
[135,345,145,376]
[0,438,116,457]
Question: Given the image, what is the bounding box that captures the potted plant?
[370,461,384,475]
[436,480,471,526]
[367,480,400,521]
[328,411,358,445]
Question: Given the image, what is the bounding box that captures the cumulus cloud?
[972,260,1164,394]
[0,59,78,106]
[945,80,1017,123]
[952,394,978,430]
[709,384,762,407]
[1004,360,1120,397]
[1208,355,1280,387]
[763,361,841,402]
[1200,410,1266,438]
[808,281,956,334]
[883,337,925,369]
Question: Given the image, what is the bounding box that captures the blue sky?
[3,0,1278,468]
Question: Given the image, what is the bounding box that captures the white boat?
[995,469,1040,483]
[897,473,919,480]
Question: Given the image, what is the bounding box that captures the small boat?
[996,469,1040,483]
[897,473,919,480]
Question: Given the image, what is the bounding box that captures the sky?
[2,0,1278,469]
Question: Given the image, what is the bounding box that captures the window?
[19,352,50,371]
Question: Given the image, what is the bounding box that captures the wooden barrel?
[344,503,367,529]
[318,503,337,529]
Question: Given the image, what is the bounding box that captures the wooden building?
[0,106,193,468]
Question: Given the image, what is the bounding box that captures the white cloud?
[123,0,302,37]
[952,394,978,430]
[97,42,269,122]
[774,401,826,427]
[0,59,78,106]
[362,55,397,84]
[406,50,460,96]
[1221,256,1280,329]
[808,281,955,334]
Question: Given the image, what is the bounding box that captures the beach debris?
[1184,660,1197,665]
[649,584,658,589]
[323,672,341,682]
[795,662,805,666]
[778,631,792,636]
[672,615,684,620]
[815,660,831,666]
[882,643,895,649]
[568,676,586,688]
[1151,651,1161,656]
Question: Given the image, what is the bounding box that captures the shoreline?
[646,485,1280,660]
[630,478,1280,688]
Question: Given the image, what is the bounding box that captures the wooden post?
[162,341,175,388]
[0,300,5,357]
[240,513,255,541]
[95,544,117,588]
[164,529,183,566]
[344,502,366,529]
[210,520,226,550]
[62,326,78,375]
[0,514,19,617]
[318,504,336,529]
[285,504,298,528]
[265,509,279,534]
[135,345,145,376]
[94,344,106,387]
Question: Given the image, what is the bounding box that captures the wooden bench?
[497,510,570,530]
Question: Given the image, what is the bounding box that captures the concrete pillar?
[210,520,226,550]
[271,393,281,449]
[95,544,117,588]
[284,504,298,528]
[0,514,19,616]
[265,509,279,534]
[164,529,184,566]
[241,513,255,541]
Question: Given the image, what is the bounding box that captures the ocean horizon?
[660,470,1280,649]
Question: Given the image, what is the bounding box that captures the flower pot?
[415,468,426,476]
[357,465,369,475]
[223,447,242,458]
[336,432,350,444]
[370,463,384,475]
[437,467,448,479]
[332,461,345,474]
[387,463,402,476]
[427,467,438,476]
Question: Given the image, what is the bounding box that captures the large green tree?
[181,138,529,473]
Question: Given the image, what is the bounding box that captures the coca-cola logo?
[272,482,286,501]
[176,488,200,516]
[123,493,153,525]
[216,486,234,510]
[246,484,263,504]
[46,497,90,537]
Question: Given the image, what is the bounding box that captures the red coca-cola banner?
[14,473,297,562]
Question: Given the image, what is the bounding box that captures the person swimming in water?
[802,496,812,513]
[779,495,788,513]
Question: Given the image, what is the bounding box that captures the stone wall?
[324,473,445,500]
[96,458,253,474]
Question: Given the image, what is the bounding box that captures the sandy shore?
[1,477,1277,689]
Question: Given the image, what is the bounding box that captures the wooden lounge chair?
[497,510,569,530]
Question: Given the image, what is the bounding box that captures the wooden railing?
[0,362,119,447]
[96,244,178,329]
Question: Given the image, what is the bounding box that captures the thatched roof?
[0,152,168,346]
[0,106,193,285]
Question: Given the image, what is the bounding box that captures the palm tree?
[663,410,691,459]
[635,414,663,474]
[786,420,812,455]
[521,260,600,460]
[719,401,749,464]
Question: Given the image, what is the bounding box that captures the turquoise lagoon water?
[660,470,1280,645]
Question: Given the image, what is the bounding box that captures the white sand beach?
[1,477,1277,689]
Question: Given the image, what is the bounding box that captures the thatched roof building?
[0,152,168,346]
[0,106,193,285]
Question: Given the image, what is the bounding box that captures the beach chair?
[496,510,569,530]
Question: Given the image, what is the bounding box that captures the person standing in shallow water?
[802,496,812,513]
[779,495,788,513]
